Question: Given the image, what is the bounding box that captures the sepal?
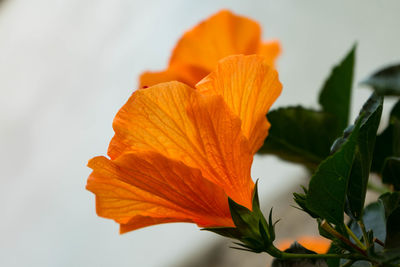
[203,182,277,253]
[202,227,241,239]
[293,186,320,219]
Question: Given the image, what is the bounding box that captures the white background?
[1,0,400,266]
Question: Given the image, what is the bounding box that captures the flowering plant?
[87,10,400,267]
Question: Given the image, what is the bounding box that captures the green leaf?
[362,64,400,96]
[371,100,400,173]
[380,192,400,250]
[351,260,372,267]
[382,157,400,190]
[305,116,361,226]
[385,207,400,249]
[259,106,340,168]
[379,192,400,218]
[259,45,356,170]
[319,45,356,131]
[346,93,383,219]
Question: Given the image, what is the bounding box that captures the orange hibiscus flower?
[87,55,282,233]
[277,236,331,254]
[139,10,281,88]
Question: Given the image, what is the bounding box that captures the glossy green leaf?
[382,157,400,190]
[362,64,400,96]
[305,117,361,226]
[259,106,339,169]
[371,100,400,173]
[346,93,383,219]
[319,45,356,131]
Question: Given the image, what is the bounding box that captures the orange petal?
[119,216,190,234]
[196,55,282,154]
[87,153,234,232]
[139,65,209,89]
[277,236,331,254]
[257,40,281,68]
[140,10,279,88]
[87,156,190,225]
[296,236,331,254]
[108,81,254,208]
[170,10,262,75]
[139,69,182,88]
[186,93,254,206]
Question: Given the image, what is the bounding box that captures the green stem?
[345,224,367,250]
[267,245,362,261]
[280,252,356,259]
[358,220,370,248]
[320,220,367,256]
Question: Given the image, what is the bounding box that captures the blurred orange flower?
[139,10,280,88]
[277,236,331,254]
[87,55,282,233]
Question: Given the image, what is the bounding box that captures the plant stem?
[280,252,356,259]
[267,245,363,261]
[358,220,370,248]
[373,238,385,247]
[345,224,367,250]
[321,220,367,256]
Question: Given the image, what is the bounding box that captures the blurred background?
[1,0,400,266]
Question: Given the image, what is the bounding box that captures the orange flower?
[139,10,280,88]
[277,236,331,254]
[87,55,282,233]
